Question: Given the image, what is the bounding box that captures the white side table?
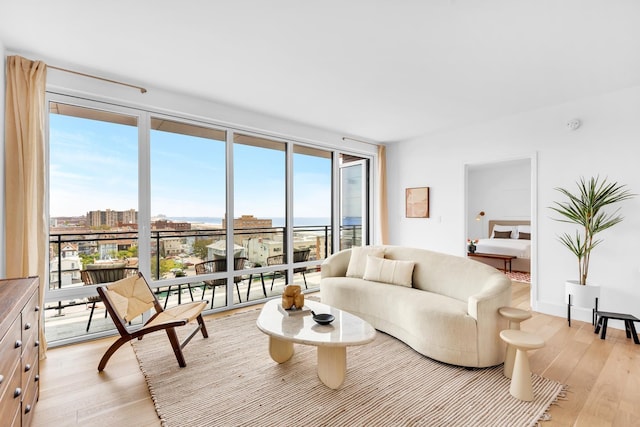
[498,307,532,378]
[499,329,544,401]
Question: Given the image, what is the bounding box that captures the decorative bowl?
[312,313,335,325]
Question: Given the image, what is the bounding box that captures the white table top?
[256,299,376,347]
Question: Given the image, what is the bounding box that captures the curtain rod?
[342,136,379,146]
[48,65,147,94]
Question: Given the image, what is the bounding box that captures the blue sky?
[49,113,331,222]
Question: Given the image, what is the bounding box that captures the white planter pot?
[565,280,601,327]
[564,280,600,308]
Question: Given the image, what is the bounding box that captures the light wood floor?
[33,283,640,426]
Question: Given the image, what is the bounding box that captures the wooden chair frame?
[96,272,208,372]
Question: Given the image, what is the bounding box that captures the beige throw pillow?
[346,246,385,278]
[362,255,415,287]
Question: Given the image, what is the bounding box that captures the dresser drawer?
[21,358,38,427]
[21,348,38,394]
[22,331,40,374]
[0,318,22,399]
[0,361,22,425]
[7,404,21,427]
[21,293,39,355]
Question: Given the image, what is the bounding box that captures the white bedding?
[474,238,531,259]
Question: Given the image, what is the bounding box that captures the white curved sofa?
[320,245,512,368]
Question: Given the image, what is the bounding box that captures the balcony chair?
[264,248,310,291]
[96,272,208,371]
[293,248,310,288]
[245,269,268,301]
[161,279,200,310]
[81,263,135,332]
[263,254,284,291]
[195,258,246,308]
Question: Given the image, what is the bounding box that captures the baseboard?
[534,300,626,331]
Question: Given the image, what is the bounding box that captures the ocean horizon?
[166,216,331,227]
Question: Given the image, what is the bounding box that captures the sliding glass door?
[339,155,369,249]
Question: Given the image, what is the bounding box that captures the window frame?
[44,90,375,345]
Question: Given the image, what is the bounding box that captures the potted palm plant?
[550,176,634,324]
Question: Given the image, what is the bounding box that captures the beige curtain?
[5,55,48,358]
[377,144,389,244]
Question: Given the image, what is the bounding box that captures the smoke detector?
[566,118,582,131]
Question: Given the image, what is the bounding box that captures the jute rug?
[132,309,564,427]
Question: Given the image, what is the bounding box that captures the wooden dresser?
[0,277,40,427]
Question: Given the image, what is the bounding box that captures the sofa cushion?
[346,246,384,278]
[381,246,506,303]
[362,255,415,287]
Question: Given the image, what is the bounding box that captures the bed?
[472,220,531,272]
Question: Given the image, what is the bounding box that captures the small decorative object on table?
[467,238,478,254]
[311,310,335,325]
[281,284,304,310]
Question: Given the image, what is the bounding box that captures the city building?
[87,209,138,227]
[152,219,191,231]
[48,243,81,288]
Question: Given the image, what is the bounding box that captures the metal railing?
[48,224,361,289]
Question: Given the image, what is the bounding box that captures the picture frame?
[405,187,430,218]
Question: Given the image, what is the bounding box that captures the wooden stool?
[594,311,640,344]
[499,307,532,378]
[499,330,544,401]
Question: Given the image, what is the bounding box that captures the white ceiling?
[1,1,639,142]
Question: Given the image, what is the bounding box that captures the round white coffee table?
[256,299,376,389]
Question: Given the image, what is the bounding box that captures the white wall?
[387,85,640,326]
[467,159,531,239]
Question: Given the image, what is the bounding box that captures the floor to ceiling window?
[150,117,229,308]
[233,133,286,302]
[45,93,373,345]
[47,99,141,344]
[293,145,333,290]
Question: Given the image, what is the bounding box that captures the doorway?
[465,155,537,308]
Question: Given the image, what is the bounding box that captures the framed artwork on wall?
[406,187,430,218]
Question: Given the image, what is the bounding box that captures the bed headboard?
[488,220,530,237]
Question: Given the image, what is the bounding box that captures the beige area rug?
[132,309,564,427]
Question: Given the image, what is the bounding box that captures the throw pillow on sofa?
[362,255,415,287]
[346,246,385,278]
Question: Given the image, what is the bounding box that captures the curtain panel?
[4,55,48,358]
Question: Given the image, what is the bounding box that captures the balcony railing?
[45,224,361,344]
[48,224,362,287]
[47,224,361,308]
